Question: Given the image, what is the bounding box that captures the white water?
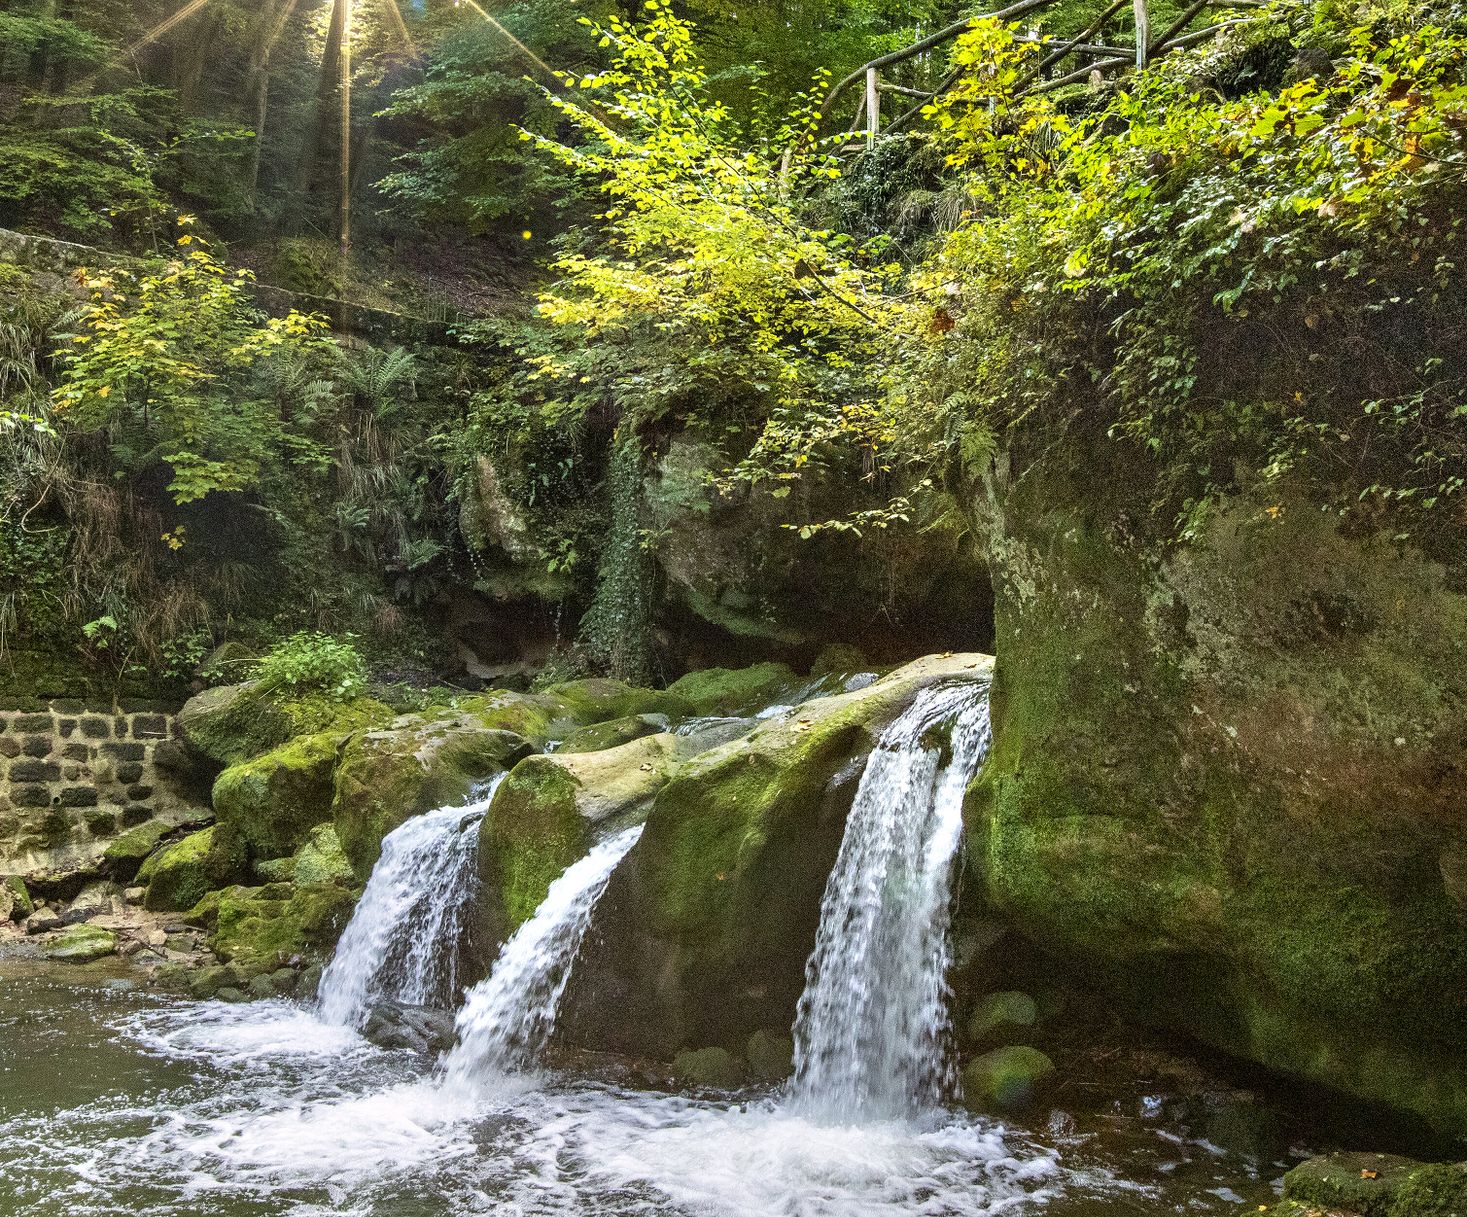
[790,679,993,1122]
[441,824,644,1089]
[317,778,502,1027]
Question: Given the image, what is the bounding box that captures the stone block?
[115,761,145,785]
[13,785,51,808]
[14,714,52,732]
[61,743,89,762]
[9,760,60,783]
[58,786,99,808]
[120,805,152,827]
[78,716,110,740]
[126,784,154,801]
[21,735,51,758]
[101,742,145,762]
[0,738,19,759]
[131,714,169,739]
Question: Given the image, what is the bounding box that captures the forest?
[1,0,1465,1214]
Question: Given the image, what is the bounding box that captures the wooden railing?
[812,0,1265,151]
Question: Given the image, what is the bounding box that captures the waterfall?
[440,825,643,1088]
[788,680,992,1122]
[317,777,503,1028]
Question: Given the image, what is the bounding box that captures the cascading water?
[789,679,992,1122]
[317,776,503,1028]
[441,824,643,1088]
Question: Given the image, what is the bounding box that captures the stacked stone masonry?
[0,704,202,878]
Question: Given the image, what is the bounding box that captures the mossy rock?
[664,663,799,717]
[539,678,691,725]
[178,682,390,769]
[671,1046,747,1089]
[1284,1153,1467,1217]
[559,653,993,1056]
[479,733,691,934]
[966,475,1467,1130]
[141,826,247,912]
[961,1046,1056,1113]
[810,643,869,677]
[289,824,355,887]
[746,1029,795,1082]
[213,732,341,862]
[202,881,358,976]
[103,819,175,880]
[332,708,537,879]
[558,714,673,754]
[3,875,33,922]
[44,923,117,962]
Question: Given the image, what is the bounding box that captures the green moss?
[207,882,357,975]
[179,682,391,769]
[103,819,173,875]
[289,824,355,887]
[212,731,341,862]
[558,713,672,754]
[44,923,117,962]
[960,1046,1055,1113]
[539,678,691,724]
[3,876,33,920]
[967,990,1037,1045]
[482,758,588,929]
[664,663,799,717]
[670,1046,746,1088]
[142,826,247,912]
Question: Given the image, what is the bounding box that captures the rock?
[188,963,247,1000]
[1283,1152,1467,1217]
[664,663,800,717]
[539,679,691,725]
[297,962,324,1000]
[65,880,117,921]
[122,886,146,904]
[44,923,118,962]
[671,1046,746,1089]
[2,876,33,922]
[966,482,1467,1131]
[559,653,993,1057]
[332,706,538,878]
[215,987,248,1003]
[140,826,246,912]
[810,643,868,677]
[117,938,144,957]
[967,990,1038,1045]
[361,1001,457,1054]
[212,733,341,863]
[479,733,694,934]
[146,929,168,948]
[557,714,673,755]
[24,907,60,935]
[284,824,355,887]
[961,1046,1056,1113]
[247,973,278,999]
[198,882,356,975]
[103,819,174,881]
[177,682,290,768]
[746,1029,795,1082]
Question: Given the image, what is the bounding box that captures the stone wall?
[0,703,205,882]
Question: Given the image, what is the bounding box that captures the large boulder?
[331,706,538,879]
[964,463,1467,1131]
[140,825,247,912]
[478,733,693,936]
[663,663,801,717]
[190,881,356,976]
[560,652,994,1057]
[178,682,389,770]
[44,923,117,962]
[212,732,341,863]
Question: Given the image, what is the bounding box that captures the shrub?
[254,632,367,702]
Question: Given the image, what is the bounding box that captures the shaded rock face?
[559,653,994,1058]
[360,1001,457,1055]
[963,458,1467,1131]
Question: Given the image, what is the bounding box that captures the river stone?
[557,714,673,755]
[45,923,118,962]
[961,1046,1056,1113]
[24,907,60,935]
[671,1047,746,1089]
[361,1001,457,1054]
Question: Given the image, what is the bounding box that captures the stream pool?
[0,954,1293,1217]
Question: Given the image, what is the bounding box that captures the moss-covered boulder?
[212,732,341,863]
[964,462,1467,1131]
[539,678,691,724]
[967,990,1038,1045]
[140,826,247,912]
[44,923,117,962]
[191,881,356,976]
[102,818,176,881]
[2,875,33,922]
[478,733,692,936]
[664,663,799,717]
[671,1046,747,1089]
[253,824,355,887]
[961,1046,1056,1113]
[331,707,538,879]
[559,653,993,1056]
[558,714,673,754]
[1283,1152,1467,1217]
[178,682,389,769]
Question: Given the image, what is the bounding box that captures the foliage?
[917,5,1467,540]
[53,218,331,506]
[254,631,368,701]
